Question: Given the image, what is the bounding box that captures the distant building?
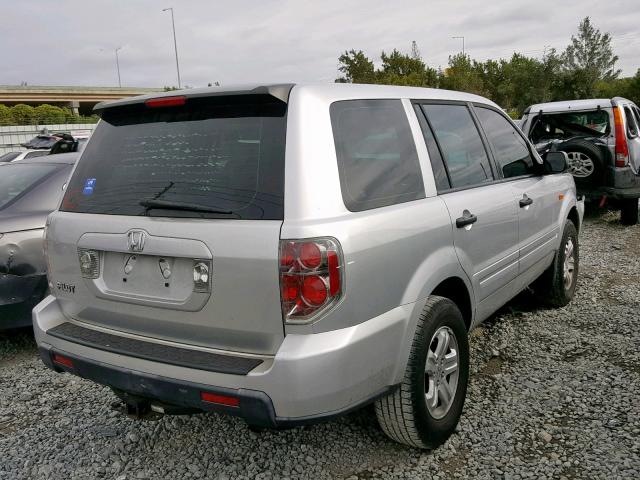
[0,85,163,115]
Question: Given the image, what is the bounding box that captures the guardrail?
[0,123,97,155]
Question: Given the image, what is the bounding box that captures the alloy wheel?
[566,151,595,178]
[425,326,459,419]
[563,237,576,290]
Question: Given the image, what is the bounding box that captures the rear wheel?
[375,296,469,449]
[620,198,639,226]
[534,221,579,307]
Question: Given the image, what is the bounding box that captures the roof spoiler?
[93,84,294,114]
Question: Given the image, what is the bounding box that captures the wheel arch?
[430,277,473,331]
[567,206,581,233]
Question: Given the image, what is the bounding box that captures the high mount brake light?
[279,238,343,323]
[145,96,187,108]
[613,106,629,167]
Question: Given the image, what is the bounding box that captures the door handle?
[456,210,478,228]
[519,195,534,208]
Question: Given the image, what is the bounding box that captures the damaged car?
[520,98,640,225]
[0,153,77,329]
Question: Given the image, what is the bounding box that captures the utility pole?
[452,36,465,56]
[115,46,123,87]
[162,7,182,88]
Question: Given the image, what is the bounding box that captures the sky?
[0,0,638,88]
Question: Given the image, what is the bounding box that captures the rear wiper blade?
[139,199,233,214]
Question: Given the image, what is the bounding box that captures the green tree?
[10,104,35,125]
[33,104,66,124]
[377,42,438,87]
[439,53,486,95]
[336,49,375,83]
[0,104,13,126]
[560,17,621,98]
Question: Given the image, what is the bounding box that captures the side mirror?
[543,151,568,174]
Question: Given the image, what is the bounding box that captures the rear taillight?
[613,106,629,167]
[279,238,343,323]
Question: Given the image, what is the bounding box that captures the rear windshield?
[61,95,287,220]
[0,163,61,209]
[530,109,610,142]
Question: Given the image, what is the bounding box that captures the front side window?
[475,107,537,178]
[421,104,494,189]
[61,95,287,220]
[330,99,425,211]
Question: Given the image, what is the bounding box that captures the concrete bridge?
[0,85,162,115]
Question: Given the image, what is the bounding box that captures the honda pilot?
[35,84,583,448]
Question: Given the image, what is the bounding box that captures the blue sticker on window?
[83,178,96,196]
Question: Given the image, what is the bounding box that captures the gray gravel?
[1,210,639,480]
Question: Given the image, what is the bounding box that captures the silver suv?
[34,84,583,449]
[520,98,640,225]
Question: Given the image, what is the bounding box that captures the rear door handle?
[456,210,478,228]
[519,195,533,208]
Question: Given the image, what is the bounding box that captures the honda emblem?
[127,230,146,252]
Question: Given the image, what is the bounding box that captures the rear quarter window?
[330,99,425,212]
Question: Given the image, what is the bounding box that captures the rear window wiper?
[139,199,233,215]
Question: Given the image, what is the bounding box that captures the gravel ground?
[1,210,639,480]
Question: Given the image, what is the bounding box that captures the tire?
[534,221,579,307]
[557,139,605,187]
[620,198,639,226]
[375,296,469,449]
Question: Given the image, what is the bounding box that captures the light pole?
[162,7,182,89]
[115,46,123,87]
[452,36,465,56]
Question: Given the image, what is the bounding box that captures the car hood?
[0,211,48,234]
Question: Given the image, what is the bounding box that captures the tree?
[336,49,375,83]
[0,105,13,126]
[439,53,486,95]
[10,104,35,125]
[34,104,66,124]
[377,44,438,87]
[561,17,621,98]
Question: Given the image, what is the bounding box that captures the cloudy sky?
[1,0,638,88]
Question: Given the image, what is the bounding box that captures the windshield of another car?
[530,109,610,143]
[0,163,61,209]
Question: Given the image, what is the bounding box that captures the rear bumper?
[33,296,415,425]
[582,166,640,199]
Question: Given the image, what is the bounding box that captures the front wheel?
[534,221,579,307]
[620,198,639,226]
[375,296,469,449]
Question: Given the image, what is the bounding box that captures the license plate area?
[101,252,196,302]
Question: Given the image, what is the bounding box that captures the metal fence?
[0,123,97,155]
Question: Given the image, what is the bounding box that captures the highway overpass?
[0,85,163,115]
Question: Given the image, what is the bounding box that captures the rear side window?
[421,104,494,189]
[61,95,287,220]
[0,163,60,209]
[475,107,537,178]
[624,106,638,137]
[330,99,425,211]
